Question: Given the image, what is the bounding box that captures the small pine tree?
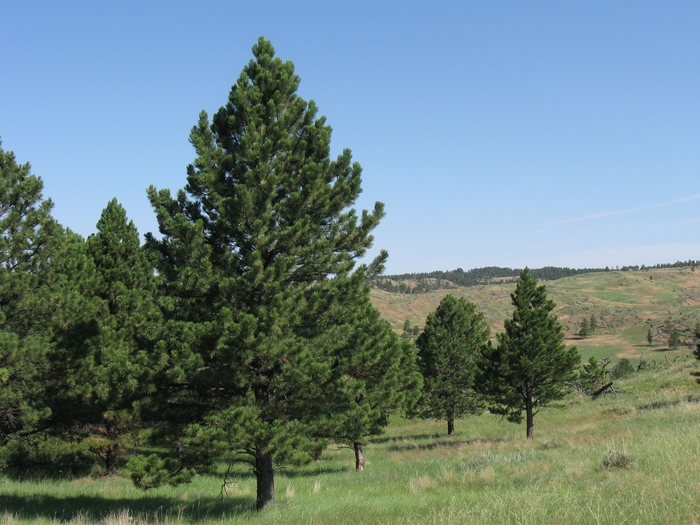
[415,295,489,436]
[49,200,158,475]
[647,327,653,346]
[578,317,589,338]
[402,319,412,339]
[0,142,58,456]
[589,314,597,335]
[611,358,635,379]
[579,357,605,393]
[669,328,681,350]
[478,269,580,439]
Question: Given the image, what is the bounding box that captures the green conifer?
[135,38,389,509]
[415,295,489,436]
[47,200,158,475]
[0,142,58,464]
[478,269,580,439]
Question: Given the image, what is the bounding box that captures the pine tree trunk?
[255,451,275,510]
[526,401,534,439]
[354,442,365,471]
[447,413,455,436]
[105,443,120,476]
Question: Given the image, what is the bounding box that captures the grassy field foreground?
[3,357,700,524]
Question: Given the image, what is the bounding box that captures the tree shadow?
[277,465,351,478]
[369,432,445,444]
[0,493,254,522]
[637,394,700,412]
[386,437,502,453]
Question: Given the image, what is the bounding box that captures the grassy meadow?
[3,268,700,524]
[3,357,700,524]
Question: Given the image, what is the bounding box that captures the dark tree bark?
[447,416,455,436]
[255,451,274,510]
[105,443,120,476]
[592,381,614,399]
[354,442,365,471]
[526,401,534,439]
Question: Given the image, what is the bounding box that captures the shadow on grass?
[277,465,351,478]
[637,394,700,412]
[369,432,445,444]
[0,493,255,522]
[386,437,502,453]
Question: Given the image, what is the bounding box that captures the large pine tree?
[46,199,158,475]
[478,269,579,439]
[414,295,489,436]
[0,142,58,462]
[136,38,388,509]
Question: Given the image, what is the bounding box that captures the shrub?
[602,451,635,470]
[611,358,635,379]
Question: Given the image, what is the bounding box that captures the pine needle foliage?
[478,268,580,439]
[135,38,388,510]
[47,200,158,475]
[414,295,489,436]
[0,142,58,461]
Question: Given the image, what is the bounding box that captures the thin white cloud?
[551,193,700,225]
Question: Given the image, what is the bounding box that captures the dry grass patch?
[408,475,436,493]
[2,511,19,525]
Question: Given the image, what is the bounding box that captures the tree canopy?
[132,37,392,509]
[477,268,580,439]
[0,142,58,463]
[414,295,489,435]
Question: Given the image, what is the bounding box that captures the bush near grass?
[601,451,635,470]
[611,358,636,379]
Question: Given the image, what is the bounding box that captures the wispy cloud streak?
[551,193,700,225]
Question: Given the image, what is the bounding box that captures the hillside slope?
[370,267,700,361]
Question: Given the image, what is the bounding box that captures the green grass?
[575,344,625,362]
[3,359,700,524]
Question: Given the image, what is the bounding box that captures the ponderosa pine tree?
[47,199,157,475]
[414,295,489,436]
[0,142,58,461]
[134,38,388,509]
[578,317,589,338]
[324,292,421,471]
[478,269,579,439]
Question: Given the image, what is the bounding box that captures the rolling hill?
[370,267,700,362]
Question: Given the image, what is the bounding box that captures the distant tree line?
[372,266,606,293]
[621,260,699,271]
[372,261,700,294]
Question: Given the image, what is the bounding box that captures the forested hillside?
[372,261,700,294]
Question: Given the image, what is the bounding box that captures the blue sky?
[2,1,699,274]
